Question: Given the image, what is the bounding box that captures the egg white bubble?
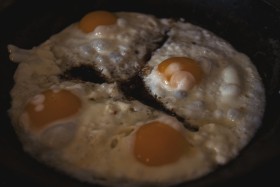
[39,121,77,149]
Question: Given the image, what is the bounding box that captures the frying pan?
[0,0,280,186]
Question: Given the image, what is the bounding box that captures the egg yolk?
[157,57,203,90]
[134,121,186,166]
[78,11,117,33]
[25,89,82,131]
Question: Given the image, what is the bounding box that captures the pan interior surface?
[0,0,280,186]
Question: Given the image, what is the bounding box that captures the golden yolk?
[78,11,117,33]
[133,121,186,166]
[25,89,82,131]
[157,57,203,84]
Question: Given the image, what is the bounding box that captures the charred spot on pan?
[134,49,140,55]
[119,75,198,132]
[59,64,198,131]
[60,65,106,84]
[142,29,170,63]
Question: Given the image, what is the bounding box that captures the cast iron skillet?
[0,0,280,186]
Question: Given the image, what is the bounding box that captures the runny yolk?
[133,121,186,166]
[78,10,117,33]
[25,89,82,131]
[157,57,204,90]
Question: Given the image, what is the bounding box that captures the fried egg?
[144,21,265,163]
[7,11,265,187]
[8,40,209,186]
[47,11,169,81]
[10,79,210,186]
[50,102,209,187]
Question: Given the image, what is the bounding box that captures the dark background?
[0,0,280,186]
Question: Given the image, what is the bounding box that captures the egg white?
[39,106,210,187]
[144,21,265,164]
[7,13,265,187]
[47,12,170,81]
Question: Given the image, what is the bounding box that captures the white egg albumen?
[144,21,265,164]
[8,44,61,126]
[8,42,209,186]
[7,12,265,187]
[48,12,169,81]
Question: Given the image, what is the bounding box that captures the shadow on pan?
[0,0,280,186]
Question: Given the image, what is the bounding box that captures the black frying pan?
[1,0,280,186]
